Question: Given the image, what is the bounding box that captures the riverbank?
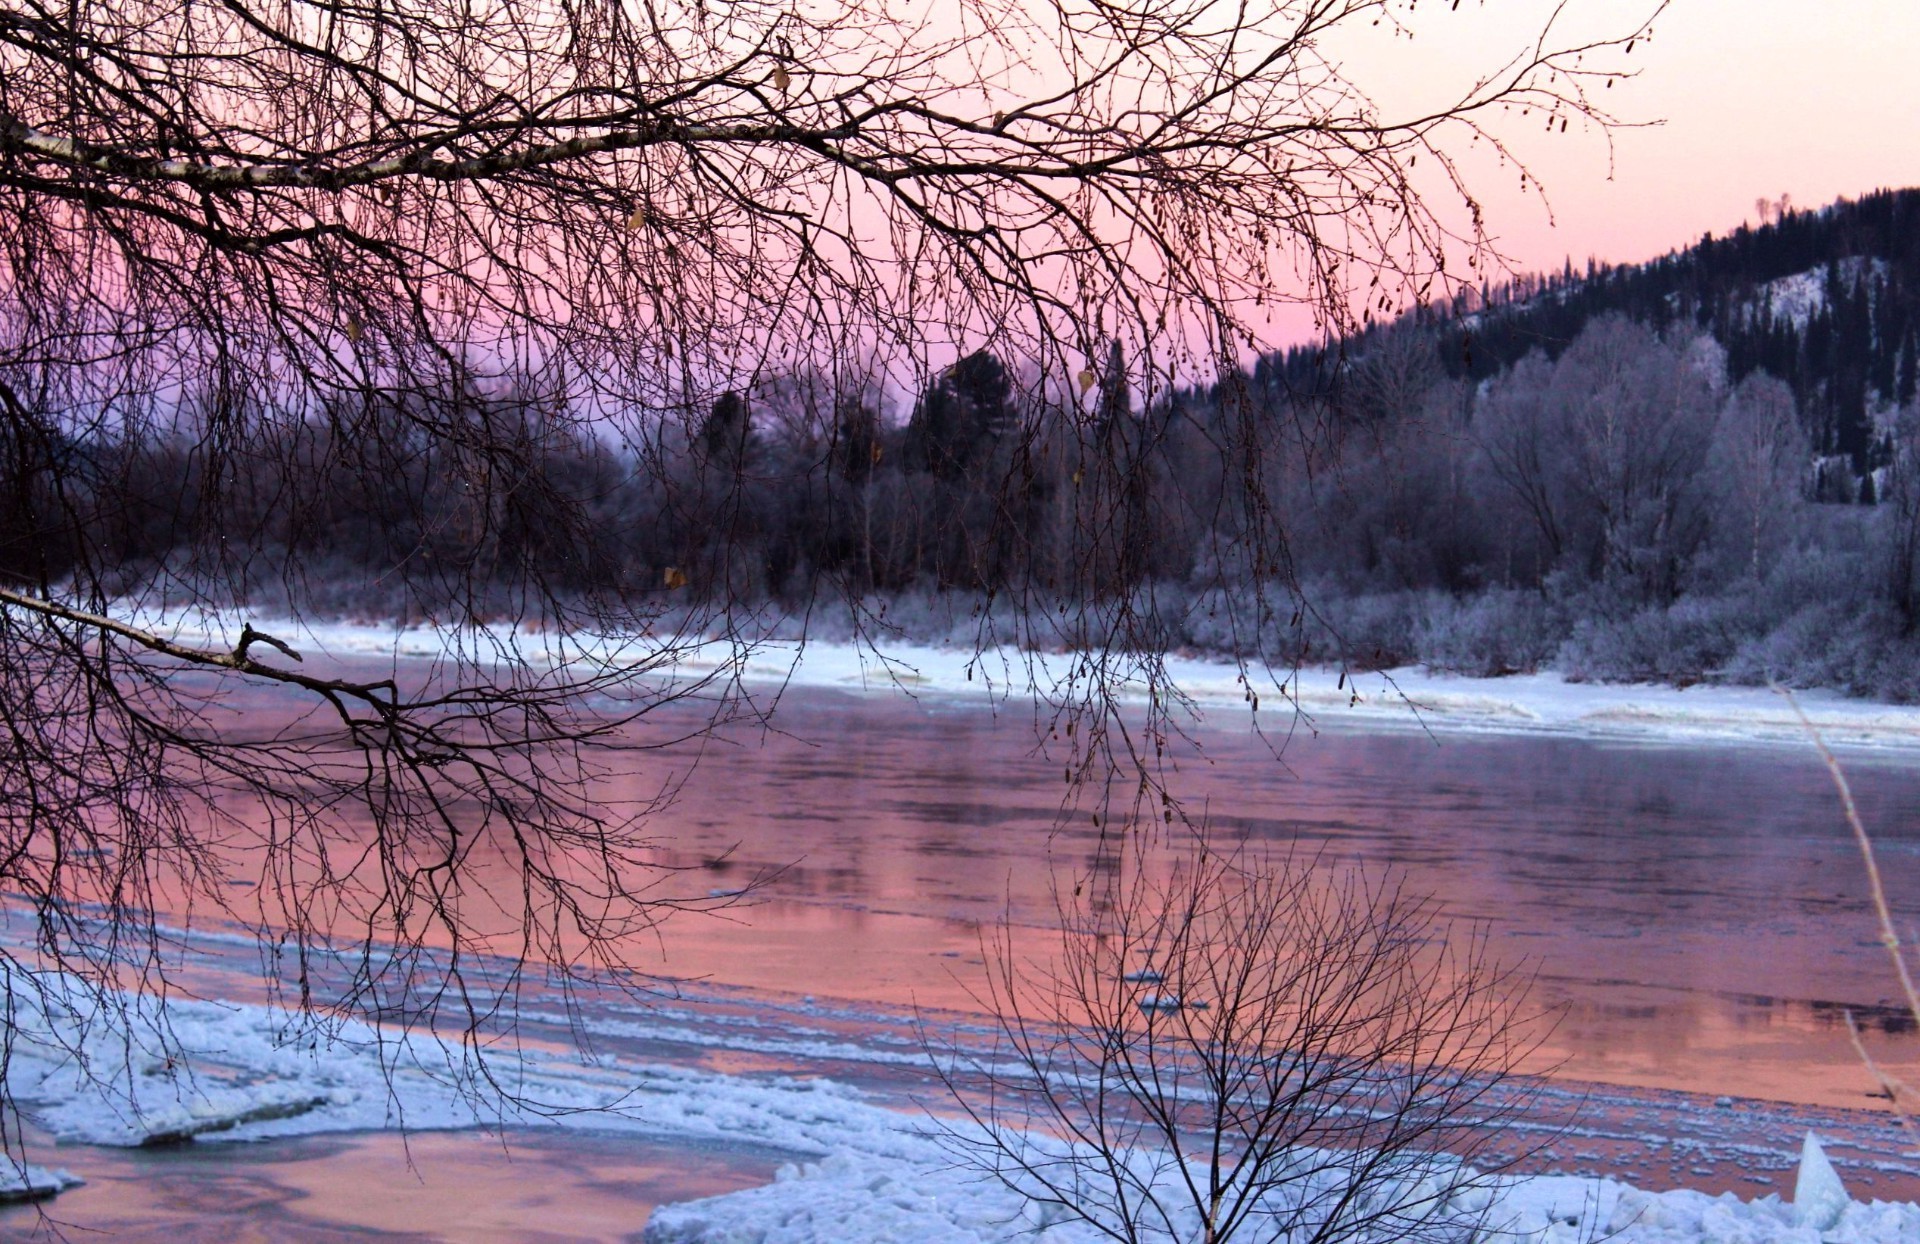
[131,606,1920,755]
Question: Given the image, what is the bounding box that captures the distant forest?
[1293,184,1920,490]
[14,189,1920,699]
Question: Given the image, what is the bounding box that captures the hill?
[1204,189,1920,696]
[1262,187,1920,498]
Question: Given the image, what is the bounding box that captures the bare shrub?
[934,830,1546,1243]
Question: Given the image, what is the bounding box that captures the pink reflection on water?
[71,672,1920,1115]
[0,1125,776,1241]
[589,686,1920,1115]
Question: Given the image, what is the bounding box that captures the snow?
[0,1163,81,1204]
[4,978,1918,1243]
[646,1142,1920,1244]
[122,605,1920,756]
[1751,258,1889,330]
[1757,269,1830,330]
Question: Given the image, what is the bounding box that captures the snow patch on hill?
[1751,257,1889,329]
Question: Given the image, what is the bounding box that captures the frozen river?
[8,664,1920,1238]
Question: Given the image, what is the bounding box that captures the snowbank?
[128,605,1920,755]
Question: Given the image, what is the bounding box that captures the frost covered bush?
[1304,589,1427,668]
[1269,586,1569,678]
[806,584,1005,648]
[1688,539,1920,699]
[1722,600,1920,701]
[1173,584,1430,669]
[1555,594,1760,684]
[1413,589,1566,677]
[1179,585,1296,658]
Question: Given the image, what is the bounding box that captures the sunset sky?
[1392,1,1920,276]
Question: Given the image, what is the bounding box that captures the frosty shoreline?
[3,978,1918,1242]
[137,607,1920,756]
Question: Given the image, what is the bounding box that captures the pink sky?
[1353,1,1920,277]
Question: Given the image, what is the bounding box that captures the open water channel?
[8,672,1920,1238]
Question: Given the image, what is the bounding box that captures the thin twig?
[1844,1011,1919,1137]
[1777,683,1920,1140]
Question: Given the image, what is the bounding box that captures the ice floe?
[0,1163,82,1204]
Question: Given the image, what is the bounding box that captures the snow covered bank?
[5,977,1919,1243]
[132,605,1920,755]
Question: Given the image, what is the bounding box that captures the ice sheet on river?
[6,981,1919,1243]
[2,978,915,1154]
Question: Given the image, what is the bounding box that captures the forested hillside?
[1261,186,1920,494]
[13,190,1920,698]
[1241,187,1920,695]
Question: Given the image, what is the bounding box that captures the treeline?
[7,310,1920,699]
[14,192,1920,699]
[0,349,1245,635]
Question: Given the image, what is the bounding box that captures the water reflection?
[72,668,1920,1111]
[597,685,1920,1110]
[0,1127,777,1241]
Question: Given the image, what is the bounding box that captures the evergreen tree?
[700,390,755,469]
[904,350,1013,481]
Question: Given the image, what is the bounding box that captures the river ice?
[3,977,1918,1241]
[0,1162,81,1204]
